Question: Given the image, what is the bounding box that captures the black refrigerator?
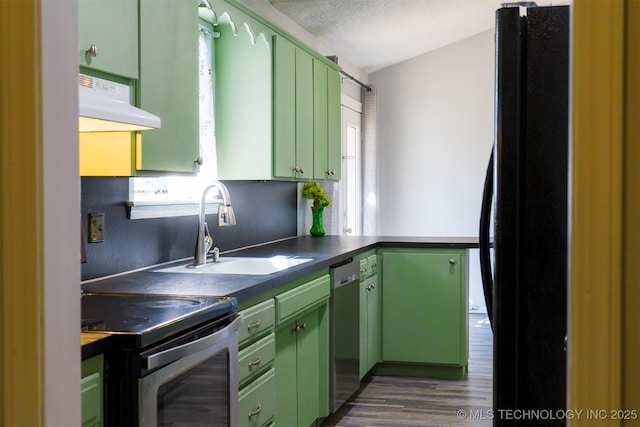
[479,4,569,427]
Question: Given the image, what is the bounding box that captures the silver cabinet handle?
[194,156,203,166]
[300,322,307,331]
[449,258,456,265]
[248,355,262,367]
[247,319,261,330]
[299,167,304,174]
[293,325,301,333]
[142,315,243,370]
[86,44,99,57]
[248,404,262,418]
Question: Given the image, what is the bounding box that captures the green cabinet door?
[215,5,273,181]
[313,61,341,180]
[366,275,379,374]
[273,35,297,179]
[81,354,103,427]
[326,66,342,181]
[359,279,368,379]
[295,48,314,179]
[275,320,297,427]
[313,60,328,180]
[382,250,467,366]
[275,303,329,426]
[359,276,379,379]
[296,309,321,427]
[137,0,199,173]
[78,0,138,79]
[273,35,315,180]
[275,310,323,427]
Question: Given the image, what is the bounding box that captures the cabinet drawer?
[239,368,276,427]
[275,275,330,324]
[239,333,275,386]
[239,299,275,346]
[367,254,378,276]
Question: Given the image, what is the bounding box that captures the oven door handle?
[142,314,244,370]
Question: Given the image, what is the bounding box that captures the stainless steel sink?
[153,256,313,276]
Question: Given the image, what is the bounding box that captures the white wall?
[372,30,495,237]
[43,0,80,424]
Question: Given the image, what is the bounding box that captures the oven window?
[157,350,229,426]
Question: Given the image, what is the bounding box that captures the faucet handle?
[203,222,213,254]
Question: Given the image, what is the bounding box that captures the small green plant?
[302,182,331,210]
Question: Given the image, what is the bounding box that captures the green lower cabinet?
[380,249,468,378]
[81,354,103,427]
[239,368,276,427]
[275,305,329,427]
[274,275,330,426]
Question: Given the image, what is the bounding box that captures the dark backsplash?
[81,178,298,280]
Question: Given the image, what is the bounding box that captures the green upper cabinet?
[214,5,272,180]
[136,0,200,173]
[381,249,468,370]
[273,35,314,180]
[313,60,341,180]
[78,0,138,79]
[211,0,341,182]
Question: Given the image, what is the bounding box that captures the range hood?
[78,74,161,132]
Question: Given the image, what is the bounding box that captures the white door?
[340,104,362,235]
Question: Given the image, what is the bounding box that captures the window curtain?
[362,86,378,235]
[198,24,218,182]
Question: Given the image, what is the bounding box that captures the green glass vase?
[310,208,326,236]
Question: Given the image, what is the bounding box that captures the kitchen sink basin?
[153,255,314,276]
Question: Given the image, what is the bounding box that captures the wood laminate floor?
[322,313,493,427]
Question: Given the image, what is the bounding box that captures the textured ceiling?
[268,0,507,74]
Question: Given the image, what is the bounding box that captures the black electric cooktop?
[81,293,237,348]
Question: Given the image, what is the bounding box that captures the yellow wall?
[622,0,640,419]
[569,0,639,425]
[0,0,45,425]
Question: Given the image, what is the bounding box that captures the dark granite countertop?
[82,236,477,301]
[81,235,478,356]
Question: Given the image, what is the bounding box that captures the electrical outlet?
[88,213,105,243]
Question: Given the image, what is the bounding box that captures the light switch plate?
[88,212,104,243]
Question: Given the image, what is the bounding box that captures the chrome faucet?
[191,181,236,267]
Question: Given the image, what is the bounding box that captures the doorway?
[340,102,362,236]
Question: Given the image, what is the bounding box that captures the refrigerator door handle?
[479,146,494,329]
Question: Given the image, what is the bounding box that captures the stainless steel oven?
[82,293,242,427]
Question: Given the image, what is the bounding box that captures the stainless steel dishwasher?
[330,258,360,412]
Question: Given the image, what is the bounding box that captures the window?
[128,21,219,219]
[340,101,362,235]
